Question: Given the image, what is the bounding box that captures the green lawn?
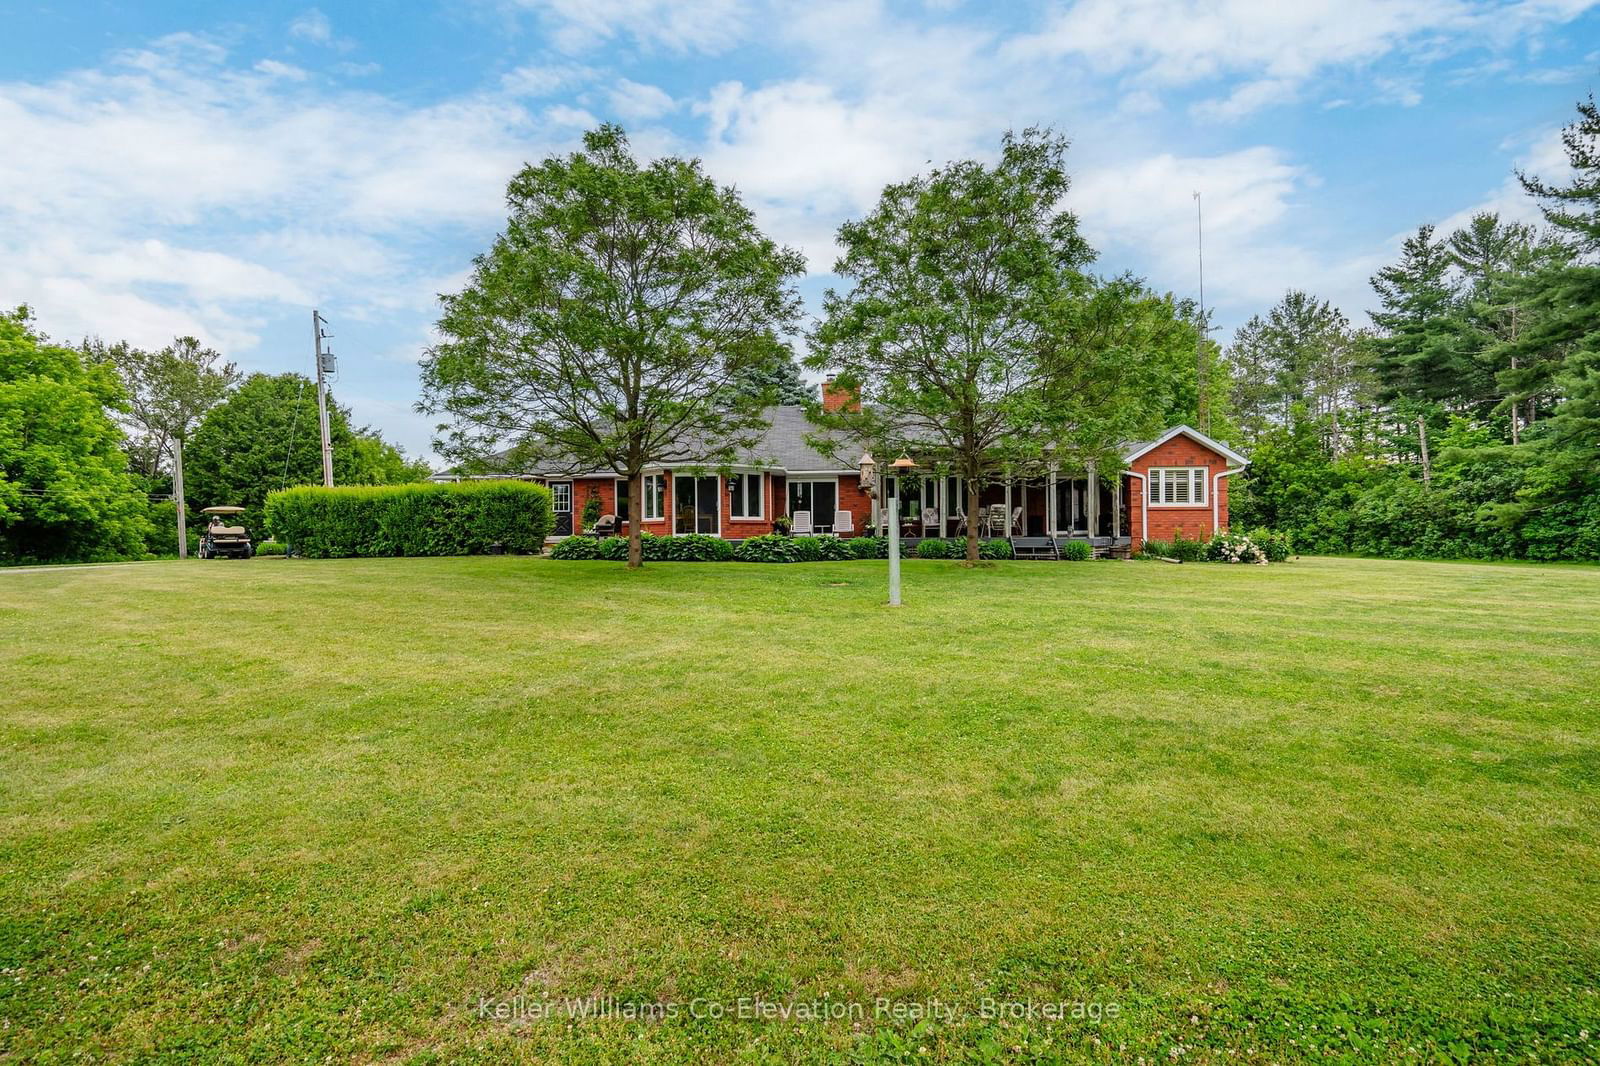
[2,556,1597,1064]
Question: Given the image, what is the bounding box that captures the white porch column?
[1003,478,1013,537]
[937,476,947,534]
[1086,460,1099,538]
[1113,478,1122,539]
[1046,468,1057,537]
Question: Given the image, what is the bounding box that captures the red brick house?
[438,381,1246,554]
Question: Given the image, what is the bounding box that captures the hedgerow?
[263,481,552,558]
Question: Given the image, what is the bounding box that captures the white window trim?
[641,474,665,521]
[729,472,765,521]
[1147,467,1208,508]
[550,481,572,513]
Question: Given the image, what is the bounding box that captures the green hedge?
[552,533,734,562]
[263,481,552,558]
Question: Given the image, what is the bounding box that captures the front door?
[674,476,720,535]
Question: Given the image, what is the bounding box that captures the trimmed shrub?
[653,533,734,562]
[1247,526,1293,563]
[811,536,853,561]
[550,536,602,559]
[916,538,952,559]
[1206,531,1268,564]
[264,481,552,558]
[979,538,1013,560]
[255,540,287,556]
[1060,539,1093,561]
[845,536,887,559]
[734,533,804,563]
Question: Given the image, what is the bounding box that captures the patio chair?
[986,504,1008,537]
[954,512,968,537]
[1011,505,1024,537]
[791,510,814,535]
[921,507,939,536]
[833,510,855,536]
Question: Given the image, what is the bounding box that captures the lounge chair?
[791,510,813,535]
[834,510,855,536]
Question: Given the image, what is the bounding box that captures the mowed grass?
[1,556,1597,1064]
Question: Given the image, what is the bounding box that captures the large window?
[1149,467,1207,506]
[729,473,763,519]
[642,474,665,521]
[550,481,571,513]
[613,478,629,522]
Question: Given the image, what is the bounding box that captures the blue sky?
[3,1,1596,462]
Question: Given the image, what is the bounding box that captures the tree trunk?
[1417,418,1432,488]
[627,471,644,569]
[965,478,981,564]
[173,436,188,559]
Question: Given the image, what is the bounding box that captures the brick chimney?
[820,376,860,413]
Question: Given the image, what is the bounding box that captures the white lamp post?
[887,453,916,606]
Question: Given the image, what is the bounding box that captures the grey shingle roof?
[736,405,858,472]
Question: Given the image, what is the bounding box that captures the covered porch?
[873,464,1133,548]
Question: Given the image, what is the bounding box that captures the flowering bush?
[1206,531,1269,564]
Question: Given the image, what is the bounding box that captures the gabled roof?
[1122,425,1249,467]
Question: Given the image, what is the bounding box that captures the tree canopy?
[810,128,1201,561]
[186,372,427,535]
[0,308,149,563]
[420,124,805,567]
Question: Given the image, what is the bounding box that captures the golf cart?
[198,506,254,559]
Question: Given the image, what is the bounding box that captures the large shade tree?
[108,337,239,557]
[809,129,1194,563]
[420,125,805,567]
[0,308,148,562]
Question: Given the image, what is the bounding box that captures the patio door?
[787,479,837,532]
[674,476,719,535]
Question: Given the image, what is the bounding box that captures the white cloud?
[1013,0,1599,119]
[289,9,333,45]
[253,59,309,81]
[607,78,675,120]
[510,0,749,54]
[0,32,558,362]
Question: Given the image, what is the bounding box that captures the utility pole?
[173,437,187,559]
[1194,191,1210,433]
[312,309,335,487]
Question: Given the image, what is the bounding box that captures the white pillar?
[1003,479,1013,537]
[937,476,947,535]
[1086,460,1099,538]
[1113,478,1122,539]
[1046,468,1057,537]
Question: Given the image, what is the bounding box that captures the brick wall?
[1127,434,1236,551]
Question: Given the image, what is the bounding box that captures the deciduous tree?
[420,125,805,568]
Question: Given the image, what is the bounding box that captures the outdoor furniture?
[986,504,1008,537]
[921,507,939,536]
[1011,505,1024,536]
[834,510,855,536]
[954,512,968,537]
[586,513,617,536]
[791,510,814,535]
